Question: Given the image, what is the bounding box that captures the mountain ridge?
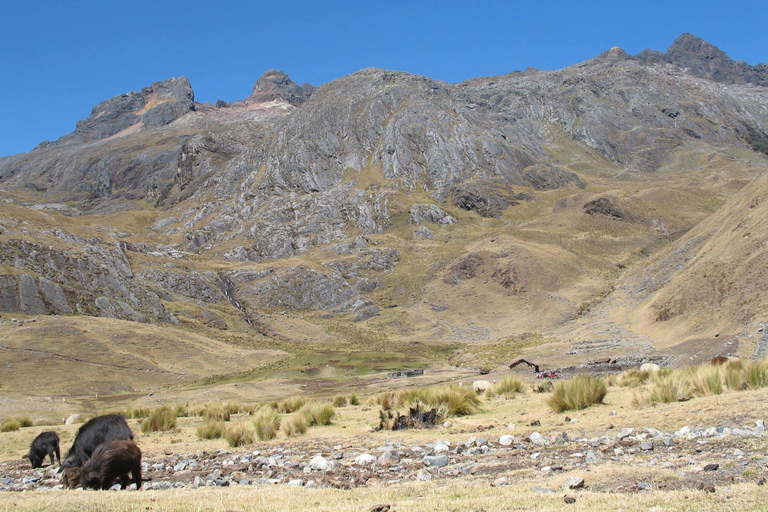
[0,34,766,387]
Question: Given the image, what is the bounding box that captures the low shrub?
[197,421,226,440]
[202,406,231,422]
[547,376,607,413]
[490,377,525,398]
[281,414,308,438]
[349,393,360,406]
[141,406,177,433]
[533,381,554,393]
[688,366,724,396]
[421,384,481,417]
[299,402,335,426]
[278,396,306,414]
[225,422,255,447]
[744,360,768,389]
[616,369,653,388]
[332,395,348,407]
[253,408,281,441]
[1,416,33,432]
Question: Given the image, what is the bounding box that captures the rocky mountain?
[0,33,766,370]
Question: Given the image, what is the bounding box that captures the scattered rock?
[703,463,719,471]
[562,476,585,490]
[423,455,449,468]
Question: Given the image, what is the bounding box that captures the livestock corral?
[3,358,768,511]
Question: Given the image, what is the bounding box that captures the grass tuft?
[332,395,348,407]
[224,422,255,447]
[0,416,33,432]
[278,397,306,414]
[547,376,607,412]
[141,406,177,433]
[253,408,281,441]
[299,402,335,426]
[196,421,226,440]
[488,377,525,398]
[281,414,308,438]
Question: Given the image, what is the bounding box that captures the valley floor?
[2,383,768,511]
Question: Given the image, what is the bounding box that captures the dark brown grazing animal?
[60,414,134,471]
[711,356,730,366]
[80,440,142,490]
[24,431,60,468]
[60,466,82,489]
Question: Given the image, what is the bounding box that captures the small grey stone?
[562,476,585,490]
[416,469,431,481]
[288,479,304,487]
[617,428,635,440]
[378,450,401,466]
[640,442,653,451]
[355,453,376,466]
[423,455,449,468]
[499,435,515,446]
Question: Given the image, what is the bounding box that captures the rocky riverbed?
[3,420,767,495]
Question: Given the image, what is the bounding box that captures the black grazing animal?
[80,440,142,490]
[23,431,60,468]
[60,415,133,471]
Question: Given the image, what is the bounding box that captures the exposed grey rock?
[18,275,45,315]
[413,226,434,239]
[633,33,768,86]
[249,70,315,106]
[377,451,400,467]
[354,454,376,466]
[423,455,449,468]
[409,204,456,226]
[499,435,515,446]
[38,277,72,313]
[562,476,585,490]
[309,455,334,471]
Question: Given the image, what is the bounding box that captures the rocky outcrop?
[633,33,768,86]
[66,77,195,145]
[227,266,378,320]
[409,204,456,226]
[0,238,175,323]
[248,70,315,106]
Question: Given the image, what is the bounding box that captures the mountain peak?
[634,33,767,86]
[248,70,315,106]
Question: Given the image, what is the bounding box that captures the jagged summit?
[248,69,315,106]
[67,76,195,145]
[634,33,768,86]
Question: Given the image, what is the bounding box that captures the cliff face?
[0,34,766,359]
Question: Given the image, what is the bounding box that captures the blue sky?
[1,0,767,157]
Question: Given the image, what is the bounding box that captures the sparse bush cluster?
[188,398,335,445]
[140,405,177,433]
[0,416,33,432]
[547,376,607,412]
[371,383,481,418]
[630,358,768,407]
[197,421,226,440]
[487,377,525,399]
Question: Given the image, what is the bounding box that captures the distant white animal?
[639,363,660,372]
[472,380,492,393]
